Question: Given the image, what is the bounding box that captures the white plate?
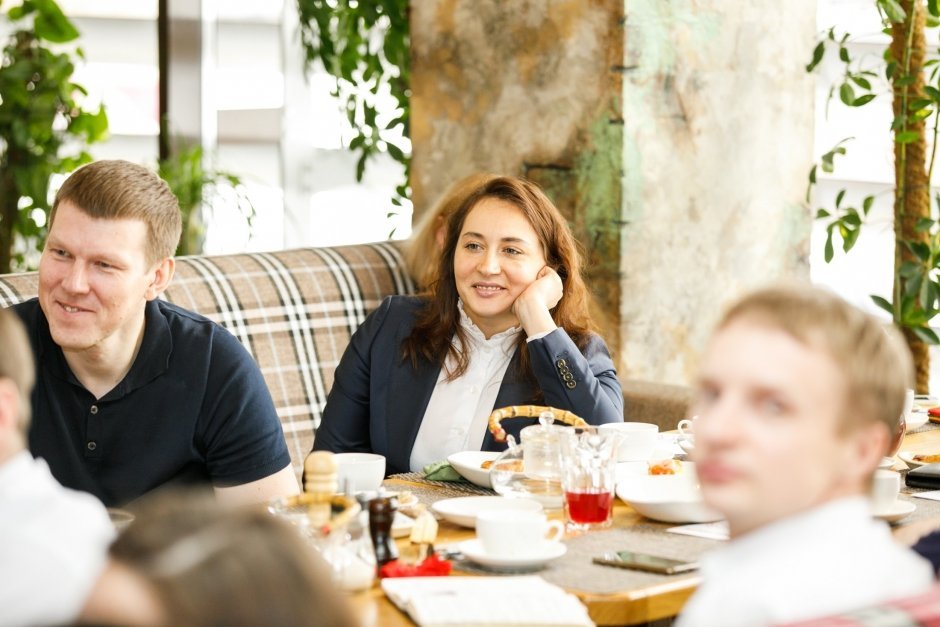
[899,451,940,469]
[447,451,501,488]
[878,457,896,469]
[907,411,929,432]
[873,500,916,523]
[458,538,566,570]
[431,496,543,528]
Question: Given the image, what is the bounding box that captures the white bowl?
[447,451,500,488]
[333,452,386,493]
[906,410,929,432]
[430,496,543,528]
[616,465,722,524]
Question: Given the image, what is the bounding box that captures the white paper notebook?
[381,576,595,627]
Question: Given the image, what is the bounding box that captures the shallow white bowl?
[906,410,929,432]
[616,465,723,524]
[447,451,500,488]
[431,496,542,528]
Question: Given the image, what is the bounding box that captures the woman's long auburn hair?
[402,176,596,381]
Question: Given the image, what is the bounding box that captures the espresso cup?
[475,510,564,557]
[334,453,386,494]
[599,422,659,462]
[870,468,900,513]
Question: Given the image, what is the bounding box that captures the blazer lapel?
[384,356,441,474]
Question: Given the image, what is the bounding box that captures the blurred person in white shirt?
[0,308,114,626]
[677,284,932,627]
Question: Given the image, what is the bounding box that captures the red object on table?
[379,555,452,578]
[928,406,940,422]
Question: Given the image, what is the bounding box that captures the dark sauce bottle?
[368,496,399,571]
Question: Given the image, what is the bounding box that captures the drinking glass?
[558,426,620,532]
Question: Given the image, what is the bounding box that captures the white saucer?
[878,457,896,469]
[873,500,916,523]
[458,539,566,570]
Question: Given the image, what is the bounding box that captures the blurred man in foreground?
[0,308,114,626]
[677,284,932,627]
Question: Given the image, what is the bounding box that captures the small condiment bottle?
[368,496,399,571]
[303,451,337,528]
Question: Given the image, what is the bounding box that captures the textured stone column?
[621,1,815,383]
[410,0,625,353]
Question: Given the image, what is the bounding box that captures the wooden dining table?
[346,422,940,626]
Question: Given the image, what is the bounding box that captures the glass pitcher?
[489,411,571,508]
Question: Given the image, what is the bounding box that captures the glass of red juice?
[559,426,621,532]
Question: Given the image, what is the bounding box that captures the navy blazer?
[313,296,624,474]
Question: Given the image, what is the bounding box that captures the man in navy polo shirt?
[9,160,299,507]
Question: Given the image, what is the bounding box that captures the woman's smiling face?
[453,197,547,338]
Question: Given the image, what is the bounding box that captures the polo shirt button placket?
[86,404,102,459]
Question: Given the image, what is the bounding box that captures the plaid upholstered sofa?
[0,241,691,484]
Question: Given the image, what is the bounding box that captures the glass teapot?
[487,407,588,508]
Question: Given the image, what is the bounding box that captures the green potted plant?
[808,0,940,391]
[157,141,255,256]
[295,0,410,207]
[0,0,108,272]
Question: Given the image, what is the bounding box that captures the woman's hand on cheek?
[513,266,562,337]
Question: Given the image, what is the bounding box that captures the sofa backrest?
[0,242,415,483]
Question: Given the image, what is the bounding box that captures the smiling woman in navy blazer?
[312,176,623,474]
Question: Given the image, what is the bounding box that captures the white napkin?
[381,576,595,626]
[912,489,940,501]
[667,521,730,541]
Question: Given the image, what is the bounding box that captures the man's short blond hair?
[51,160,182,265]
[0,309,35,433]
[717,283,912,438]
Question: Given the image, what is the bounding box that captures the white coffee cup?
[870,468,900,513]
[475,510,564,557]
[677,417,697,437]
[334,453,386,493]
[599,422,659,462]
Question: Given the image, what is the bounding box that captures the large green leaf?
[880,0,907,23]
[912,326,940,344]
[32,0,79,43]
[839,82,856,105]
[871,295,895,316]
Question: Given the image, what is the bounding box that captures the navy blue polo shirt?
[12,298,291,507]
